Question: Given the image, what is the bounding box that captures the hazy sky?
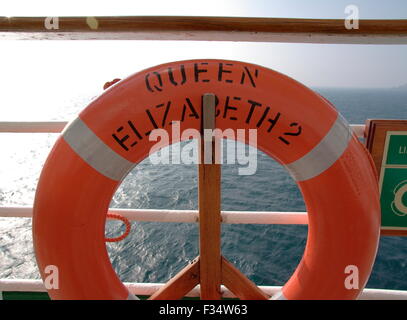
[0,0,406,120]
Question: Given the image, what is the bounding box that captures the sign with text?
[365,120,407,235]
[379,132,407,231]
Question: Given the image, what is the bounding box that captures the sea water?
[0,88,406,290]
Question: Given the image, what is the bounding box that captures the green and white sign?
[379,131,407,230]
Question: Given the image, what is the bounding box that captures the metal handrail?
[1,278,406,300]
[0,206,307,225]
[0,121,366,138]
[0,121,365,225]
[1,17,406,44]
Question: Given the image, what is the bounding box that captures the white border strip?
[1,31,407,45]
[1,279,406,300]
[0,121,365,138]
[0,206,308,225]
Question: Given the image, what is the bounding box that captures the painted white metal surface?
[0,121,365,138]
[0,121,67,133]
[1,31,407,45]
[0,121,392,299]
[1,279,406,300]
[351,124,365,139]
[0,206,308,225]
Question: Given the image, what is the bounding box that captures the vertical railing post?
[152,93,268,300]
[198,93,222,299]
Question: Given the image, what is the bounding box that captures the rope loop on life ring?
[105,213,131,242]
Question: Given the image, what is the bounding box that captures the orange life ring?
[33,59,380,300]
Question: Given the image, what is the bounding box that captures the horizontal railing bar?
[0,121,67,133]
[1,279,406,300]
[351,124,365,139]
[0,17,406,44]
[0,121,365,138]
[0,206,308,225]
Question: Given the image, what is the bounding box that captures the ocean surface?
[1,87,407,292]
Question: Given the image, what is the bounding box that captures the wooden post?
[149,258,200,300]
[221,257,269,300]
[198,93,222,299]
[150,93,269,300]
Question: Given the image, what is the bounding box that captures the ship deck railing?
[2,278,407,300]
[0,119,406,300]
[1,16,407,300]
[1,203,407,300]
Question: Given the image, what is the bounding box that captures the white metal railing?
[0,206,308,225]
[1,279,407,300]
[0,121,366,138]
[0,121,67,133]
[2,121,401,300]
[0,120,365,227]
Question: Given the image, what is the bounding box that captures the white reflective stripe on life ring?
[285,114,352,182]
[63,117,134,181]
[64,112,352,183]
